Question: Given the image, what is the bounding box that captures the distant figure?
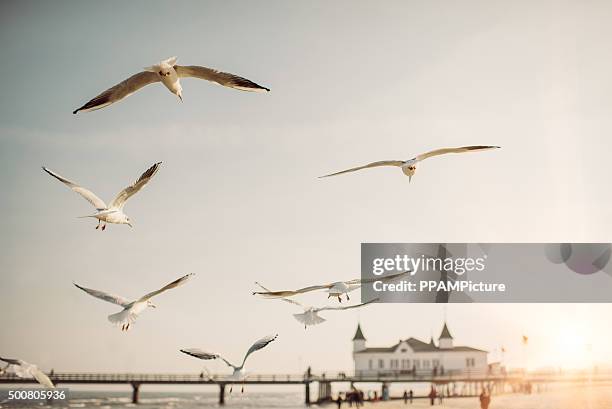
[336,394,343,408]
[479,390,491,409]
[403,390,408,404]
[428,386,437,406]
[438,388,443,404]
[49,369,54,377]
[409,389,413,403]
[359,390,365,406]
[307,366,312,378]
[199,371,204,379]
[374,391,378,401]
[433,366,438,377]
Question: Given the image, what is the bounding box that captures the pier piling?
[131,382,140,404]
[219,383,226,405]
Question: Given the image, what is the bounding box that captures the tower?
[438,322,454,349]
[352,323,366,352]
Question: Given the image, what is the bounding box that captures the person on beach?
[409,389,413,404]
[336,394,343,409]
[428,386,436,406]
[403,390,408,404]
[479,389,491,409]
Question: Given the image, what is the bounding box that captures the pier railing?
[0,372,309,384]
[1,369,611,384]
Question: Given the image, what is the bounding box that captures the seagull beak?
[177,92,183,102]
[150,303,157,308]
[127,222,133,228]
[409,175,412,183]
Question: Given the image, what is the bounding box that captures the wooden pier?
[1,370,610,405]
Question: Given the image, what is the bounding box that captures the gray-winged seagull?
[181,334,278,393]
[320,145,500,182]
[73,56,269,113]
[43,162,161,230]
[74,273,194,331]
[252,271,409,302]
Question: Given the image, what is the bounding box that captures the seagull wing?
[73,71,160,114]
[345,271,411,286]
[253,282,304,307]
[43,167,107,210]
[109,162,162,209]
[73,283,131,307]
[320,160,405,178]
[30,367,54,388]
[180,349,219,360]
[174,65,270,92]
[240,334,278,369]
[253,284,332,299]
[415,146,500,162]
[1,360,54,388]
[314,298,378,312]
[0,357,23,366]
[180,349,236,369]
[138,273,194,302]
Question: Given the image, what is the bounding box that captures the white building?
[352,322,488,376]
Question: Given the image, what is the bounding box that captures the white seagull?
[0,357,54,388]
[74,273,194,331]
[252,271,410,302]
[43,162,161,230]
[320,145,500,182]
[73,56,270,114]
[255,282,377,329]
[180,334,278,393]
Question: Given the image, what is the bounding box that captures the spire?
[439,322,453,340]
[352,323,366,341]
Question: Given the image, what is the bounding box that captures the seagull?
[255,282,377,329]
[43,162,161,230]
[73,56,270,114]
[180,334,278,393]
[74,273,194,331]
[320,146,500,182]
[253,271,410,302]
[0,357,54,388]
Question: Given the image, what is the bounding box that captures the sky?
[1,0,612,377]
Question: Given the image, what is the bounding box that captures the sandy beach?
[357,385,612,409]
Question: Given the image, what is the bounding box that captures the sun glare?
[551,331,591,370]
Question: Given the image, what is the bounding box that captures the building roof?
[354,339,486,354]
[352,324,366,341]
[352,322,487,354]
[439,322,453,340]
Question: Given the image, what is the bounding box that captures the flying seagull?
[74,273,194,331]
[43,162,161,230]
[181,334,278,393]
[253,271,410,302]
[0,357,54,388]
[73,56,270,114]
[255,282,377,329]
[320,146,500,182]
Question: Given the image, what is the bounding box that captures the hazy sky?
[1,0,612,377]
